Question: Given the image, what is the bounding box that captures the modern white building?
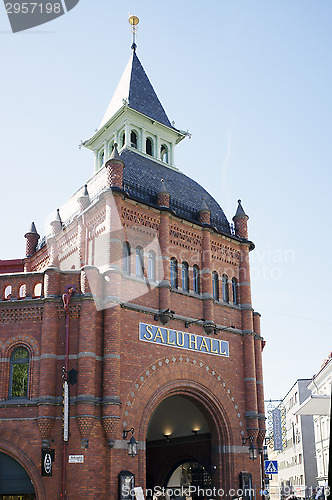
[297,354,332,490]
[277,380,318,499]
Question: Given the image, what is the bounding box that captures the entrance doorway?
[146,395,213,499]
[0,452,36,499]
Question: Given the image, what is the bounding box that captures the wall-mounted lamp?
[122,427,138,457]
[185,318,204,328]
[164,432,172,443]
[242,436,258,461]
[192,429,199,436]
[153,309,174,325]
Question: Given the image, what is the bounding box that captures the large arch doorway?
[146,395,215,499]
[0,452,36,499]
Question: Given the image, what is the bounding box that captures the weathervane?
[129,14,139,52]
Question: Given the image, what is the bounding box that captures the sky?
[0,0,331,401]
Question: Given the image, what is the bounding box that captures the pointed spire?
[198,198,211,225]
[99,52,172,130]
[24,222,40,257]
[109,143,121,161]
[199,198,210,213]
[157,179,170,208]
[233,199,248,219]
[233,200,249,239]
[158,178,169,195]
[50,209,62,235]
[78,184,90,212]
[25,221,39,236]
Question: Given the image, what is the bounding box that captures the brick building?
[0,33,266,500]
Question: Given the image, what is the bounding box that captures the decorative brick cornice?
[0,306,43,323]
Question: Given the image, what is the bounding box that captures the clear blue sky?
[1,1,331,400]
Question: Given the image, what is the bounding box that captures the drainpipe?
[60,286,75,499]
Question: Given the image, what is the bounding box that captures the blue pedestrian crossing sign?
[265,460,278,474]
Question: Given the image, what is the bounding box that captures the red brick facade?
[0,181,266,499]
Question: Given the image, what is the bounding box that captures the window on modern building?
[9,347,30,399]
[123,242,131,275]
[231,277,237,304]
[146,137,153,156]
[131,130,138,149]
[160,144,168,163]
[136,246,144,278]
[212,271,219,300]
[148,251,156,281]
[193,265,200,294]
[181,262,189,292]
[222,274,229,302]
[121,132,125,147]
[170,258,178,288]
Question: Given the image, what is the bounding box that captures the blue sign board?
[139,323,229,357]
[272,408,283,451]
[264,460,278,474]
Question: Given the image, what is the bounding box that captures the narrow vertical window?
[212,271,219,300]
[182,262,189,292]
[222,274,229,302]
[148,251,156,281]
[123,242,131,275]
[131,130,138,149]
[170,258,178,288]
[136,246,144,278]
[160,144,168,163]
[232,278,238,304]
[9,347,30,399]
[193,265,200,294]
[121,132,125,147]
[146,137,153,156]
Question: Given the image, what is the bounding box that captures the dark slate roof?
[120,149,231,235]
[128,52,172,128]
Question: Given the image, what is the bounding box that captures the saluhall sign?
[139,323,229,357]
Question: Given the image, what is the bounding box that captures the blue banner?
[139,323,229,357]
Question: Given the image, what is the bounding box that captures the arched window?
[123,242,131,275]
[136,246,144,278]
[222,274,229,302]
[232,278,238,304]
[18,284,26,299]
[131,130,138,149]
[160,144,168,163]
[182,262,189,292]
[146,137,153,156]
[193,265,200,294]
[212,271,219,300]
[148,251,156,281]
[4,285,12,300]
[170,258,178,288]
[100,150,105,167]
[121,132,125,148]
[34,283,42,298]
[9,347,30,399]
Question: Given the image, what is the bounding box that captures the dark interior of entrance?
[146,395,213,499]
[0,452,36,499]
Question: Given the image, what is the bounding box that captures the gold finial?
[129,14,139,52]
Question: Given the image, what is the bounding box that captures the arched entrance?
[146,395,217,499]
[0,452,36,499]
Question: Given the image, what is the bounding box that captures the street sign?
[68,455,84,463]
[265,460,278,474]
